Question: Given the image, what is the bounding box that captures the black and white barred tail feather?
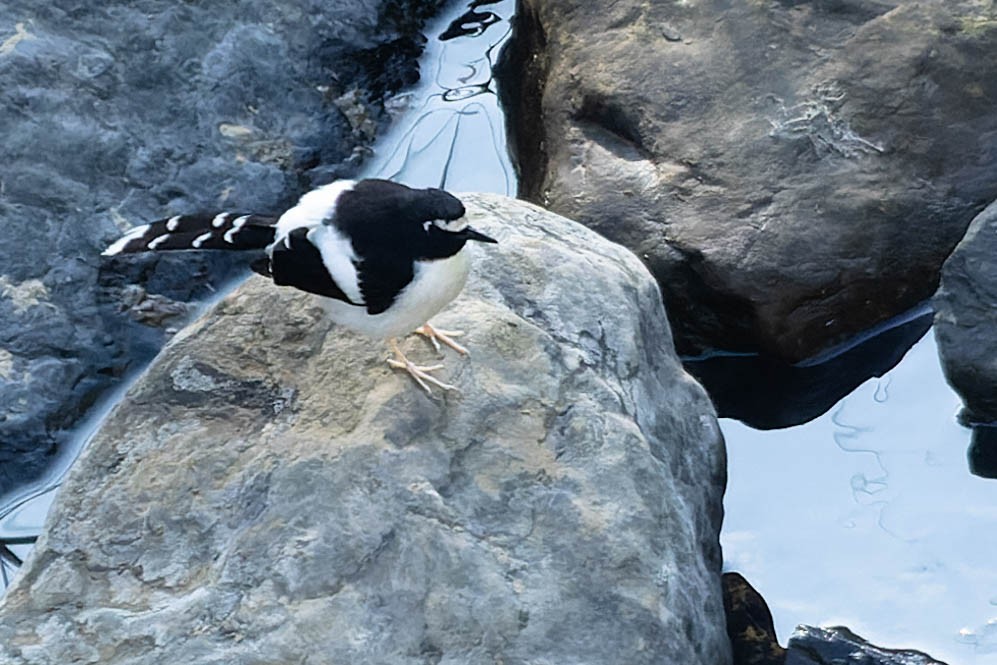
[102,212,278,257]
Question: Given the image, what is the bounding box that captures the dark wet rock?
[0,0,445,496]
[0,195,730,665]
[723,572,786,665]
[440,7,502,41]
[721,577,948,665]
[786,625,947,665]
[686,308,933,429]
[968,424,997,479]
[934,199,997,425]
[498,0,997,364]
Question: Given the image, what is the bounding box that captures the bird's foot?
[415,323,469,356]
[388,338,457,395]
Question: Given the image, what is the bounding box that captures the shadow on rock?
[685,310,933,430]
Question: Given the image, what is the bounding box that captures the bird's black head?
[343,179,497,261]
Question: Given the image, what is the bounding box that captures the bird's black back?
[314,180,469,314]
[332,179,469,263]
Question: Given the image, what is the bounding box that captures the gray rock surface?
[934,199,997,424]
[785,625,946,665]
[0,0,444,495]
[498,0,997,362]
[0,194,730,665]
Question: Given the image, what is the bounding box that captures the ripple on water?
[721,329,997,665]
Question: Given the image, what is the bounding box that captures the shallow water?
[363,0,516,195]
[0,0,516,592]
[722,329,997,664]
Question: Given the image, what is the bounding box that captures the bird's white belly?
[318,250,471,339]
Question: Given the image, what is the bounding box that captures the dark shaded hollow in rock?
[684,309,934,430]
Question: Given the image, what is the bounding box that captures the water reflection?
[684,305,934,430]
[364,0,516,195]
[969,425,997,479]
[440,8,501,41]
[0,489,46,589]
[721,330,997,664]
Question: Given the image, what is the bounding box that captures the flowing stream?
[0,0,516,592]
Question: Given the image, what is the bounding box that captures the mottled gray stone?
[0,0,444,494]
[0,195,730,665]
[934,199,997,424]
[499,0,997,362]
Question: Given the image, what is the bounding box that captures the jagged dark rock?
[0,195,730,665]
[498,0,997,364]
[722,572,787,665]
[0,0,445,496]
[785,625,947,665]
[934,199,997,426]
[721,574,951,665]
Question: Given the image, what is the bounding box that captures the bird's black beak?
[462,226,498,244]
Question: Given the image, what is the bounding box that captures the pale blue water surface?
[722,329,997,664]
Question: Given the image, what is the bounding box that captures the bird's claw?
[386,358,457,394]
[387,337,458,395]
[415,323,469,356]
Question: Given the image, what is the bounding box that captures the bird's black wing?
[356,253,414,315]
[265,228,356,303]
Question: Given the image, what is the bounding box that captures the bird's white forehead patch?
[431,216,468,233]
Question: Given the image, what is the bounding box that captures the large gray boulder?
[0,194,730,665]
[498,0,997,362]
[934,199,997,424]
[0,0,444,495]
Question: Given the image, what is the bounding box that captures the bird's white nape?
[273,179,358,239]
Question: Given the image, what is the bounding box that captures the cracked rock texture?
[499,0,997,362]
[934,199,997,424]
[0,0,444,495]
[0,194,730,665]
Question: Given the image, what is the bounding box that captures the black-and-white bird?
[103,178,497,393]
